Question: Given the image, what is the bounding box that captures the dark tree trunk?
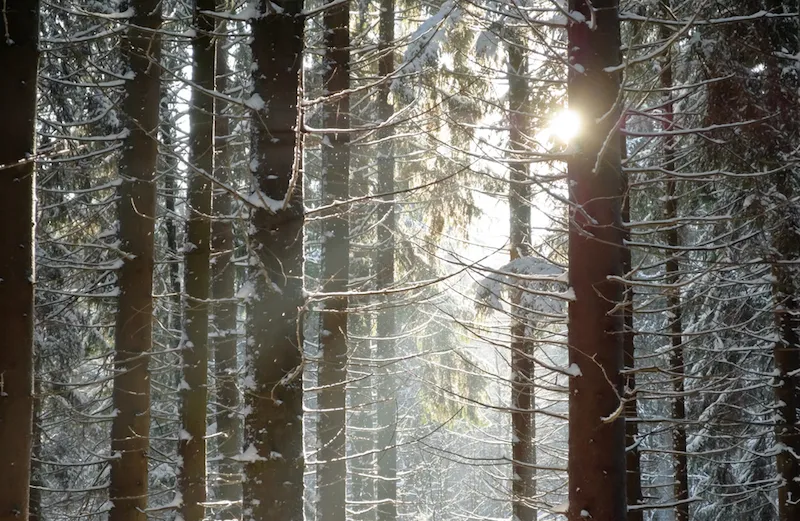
[179,2,216,519]
[212,25,242,521]
[771,224,800,521]
[507,35,536,521]
[760,4,800,520]
[659,29,690,521]
[29,355,43,521]
[242,2,306,520]
[620,133,643,521]
[375,1,397,520]
[109,3,162,521]
[0,4,38,520]
[566,1,626,520]
[317,2,351,521]
[161,105,182,347]
[769,136,800,521]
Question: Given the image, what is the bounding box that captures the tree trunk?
[659,30,690,521]
[620,132,643,521]
[760,4,800,519]
[347,168,375,521]
[212,26,242,521]
[566,1,626,520]
[109,3,162,521]
[348,314,375,521]
[769,128,800,521]
[771,219,800,521]
[29,355,43,521]
[161,102,182,350]
[179,2,216,519]
[0,4,37,520]
[242,2,305,520]
[375,1,397,519]
[317,2,351,521]
[507,36,536,521]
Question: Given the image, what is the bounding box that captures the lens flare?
[549,109,581,144]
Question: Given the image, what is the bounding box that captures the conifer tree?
[375,0,398,518]
[109,3,162,521]
[243,2,306,520]
[212,23,242,520]
[507,30,536,521]
[317,1,352,520]
[0,3,39,519]
[179,1,216,519]
[566,0,626,519]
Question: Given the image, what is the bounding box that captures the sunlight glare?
[549,109,581,144]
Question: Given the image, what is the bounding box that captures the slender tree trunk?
[771,219,800,521]
[375,1,397,519]
[347,165,375,521]
[760,4,800,519]
[317,2,351,521]
[179,2,215,519]
[242,2,305,520]
[29,355,43,521]
[659,31,690,521]
[566,1,626,520]
[212,27,242,521]
[620,131,643,521]
[0,4,38,520]
[109,3,162,521]
[348,314,375,521]
[507,36,536,521]
[161,104,182,348]
[770,134,800,521]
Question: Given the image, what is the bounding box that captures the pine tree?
[179,1,216,519]
[507,30,536,521]
[316,1,351,521]
[242,2,306,520]
[659,20,690,521]
[759,4,800,519]
[211,22,242,520]
[375,0,398,518]
[0,3,39,520]
[109,2,163,521]
[566,0,626,519]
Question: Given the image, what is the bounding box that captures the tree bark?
[760,3,800,519]
[212,26,242,521]
[507,35,536,521]
[0,4,38,520]
[375,1,397,519]
[242,2,305,521]
[29,354,43,521]
[620,131,643,521]
[317,2,351,521]
[161,102,182,350]
[771,219,800,521]
[659,28,690,521]
[179,2,216,519]
[566,1,626,520]
[109,3,162,521]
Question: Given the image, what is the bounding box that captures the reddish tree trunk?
[0,4,39,520]
[566,1,626,520]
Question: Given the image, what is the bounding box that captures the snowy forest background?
[0,1,798,521]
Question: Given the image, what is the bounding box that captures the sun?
[548,109,581,144]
